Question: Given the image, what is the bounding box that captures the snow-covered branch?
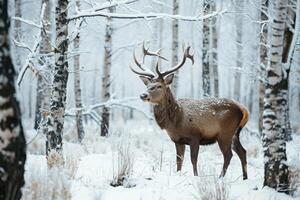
[16,3,48,86]
[65,97,154,122]
[69,8,227,21]
[11,17,42,29]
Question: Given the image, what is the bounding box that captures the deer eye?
[157,85,162,89]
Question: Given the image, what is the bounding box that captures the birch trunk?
[202,2,210,97]
[233,0,244,101]
[74,0,84,142]
[34,0,52,130]
[101,5,114,137]
[14,0,22,69]
[281,0,297,141]
[0,0,26,198]
[262,0,289,192]
[209,1,218,97]
[171,0,179,94]
[46,0,69,166]
[259,1,269,134]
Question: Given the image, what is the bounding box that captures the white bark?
[233,0,244,101]
[35,0,52,131]
[262,0,290,192]
[171,0,179,94]
[202,1,210,97]
[101,4,114,137]
[46,0,69,167]
[0,0,26,198]
[73,0,84,142]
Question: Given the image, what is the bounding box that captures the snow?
[22,120,300,200]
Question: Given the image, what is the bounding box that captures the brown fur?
[152,87,249,179]
[130,45,249,179]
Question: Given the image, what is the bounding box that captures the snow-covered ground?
[22,120,300,200]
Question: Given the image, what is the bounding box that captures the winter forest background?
[1,0,300,199]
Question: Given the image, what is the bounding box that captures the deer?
[129,43,249,180]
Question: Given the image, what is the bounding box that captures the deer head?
[130,43,194,104]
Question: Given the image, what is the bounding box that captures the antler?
[130,42,167,78]
[157,45,194,78]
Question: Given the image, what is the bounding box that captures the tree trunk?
[281,0,297,141]
[202,1,211,97]
[211,1,219,98]
[34,0,52,130]
[233,0,244,101]
[0,1,26,199]
[46,0,69,167]
[259,1,269,134]
[74,0,84,142]
[101,5,114,137]
[14,0,22,69]
[171,0,179,94]
[262,0,289,192]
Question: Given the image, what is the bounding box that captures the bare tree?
[34,0,52,131]
[73,0,84,142]
[14,0,22,69]
[101,5,115,137]
[210,1,218,97]
[0,0,26,198]
[259,0,269,134]
[46,0,69,166]
[171,0,179,94]
[281,0,297,141]
[233,0,244,101]
[262,0,293,192]
[202,1,211,97]
[202,0,218,98]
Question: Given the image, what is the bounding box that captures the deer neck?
[153,87,182,129]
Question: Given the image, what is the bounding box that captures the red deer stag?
[130,44,249,179]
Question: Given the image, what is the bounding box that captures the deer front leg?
[190,141,199,176]
[175,143,185,172]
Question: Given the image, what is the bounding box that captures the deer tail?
[238,104,249,128]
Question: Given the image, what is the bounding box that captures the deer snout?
[140,93,150,101]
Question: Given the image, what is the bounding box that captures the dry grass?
[191,176,229,200]
[110,134,135,187]
[22,151,80,200]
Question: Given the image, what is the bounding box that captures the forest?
[0,0,300,199]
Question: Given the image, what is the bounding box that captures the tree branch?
[68,8,227,21]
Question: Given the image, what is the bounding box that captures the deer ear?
[139,76,152,85]
[164,73,174,85]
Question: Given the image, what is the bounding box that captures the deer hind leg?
[175,143,185,172]
[232,129,248,180]
[190,141,199,176]
[218,140,233,178]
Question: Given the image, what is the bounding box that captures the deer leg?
[232,135,248,180]
[190,142,199,176]
[218,140,232,178]
[175,143,185,172]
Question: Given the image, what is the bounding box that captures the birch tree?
[46,0,69,166]
[259,0,269,134]
[262,0,291,192]
[233,0,244,101]
[73,0,84,142]
[14,0,22,69]
[202,0,218,97]
[171,0,179,94]
[0,0,26,198]
[202,1,211,97]
[210,1,218,97]
[101,5,114,137]
[34,0,52,131]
